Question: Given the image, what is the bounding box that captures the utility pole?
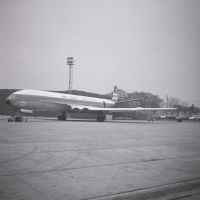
[67,57,75,93]
[166,95,168,118]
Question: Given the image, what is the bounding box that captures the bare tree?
[168,97,180,108]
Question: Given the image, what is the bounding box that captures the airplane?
[5,88,176,122]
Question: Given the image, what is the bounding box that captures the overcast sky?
[0,0,200,106]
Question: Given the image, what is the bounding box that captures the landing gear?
[177,117,182,122]
[8,116,25,122]
[8,109,26,122]
[14,116,23,122]
[58,113,67,121]
[96,113,106,122]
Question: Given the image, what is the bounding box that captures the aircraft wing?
[71,105,177,113]
[39,100,176,112]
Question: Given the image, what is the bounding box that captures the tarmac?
[0,118,200,200]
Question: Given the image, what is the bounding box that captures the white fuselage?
[6,90,115,113]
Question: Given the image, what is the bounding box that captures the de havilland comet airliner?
[5,88,176,122]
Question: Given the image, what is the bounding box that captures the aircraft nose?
[5,97,11,105]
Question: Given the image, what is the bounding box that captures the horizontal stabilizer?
[115,98,144,104]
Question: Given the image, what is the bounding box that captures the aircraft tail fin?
[112,86,144,105]
[112,86,119,102]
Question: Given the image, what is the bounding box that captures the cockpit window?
[14,94,21,99]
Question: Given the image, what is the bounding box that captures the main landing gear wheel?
[15,116,23,122]
[58,113,67,121]
[8,116,23,122]
[8,118,13,122]
[96,113,106,122]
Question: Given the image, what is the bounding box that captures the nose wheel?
[8,116,26,122]
[7,109,27,122]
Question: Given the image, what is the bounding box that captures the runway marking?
[1,140,200,155]
[0,146,38,164]
[1,134,200,145]
[1,154,200,176]
[80,178,200,200]
[0,164,50,200]
[170,192,200,200]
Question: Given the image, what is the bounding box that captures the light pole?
[67,57,75,93]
